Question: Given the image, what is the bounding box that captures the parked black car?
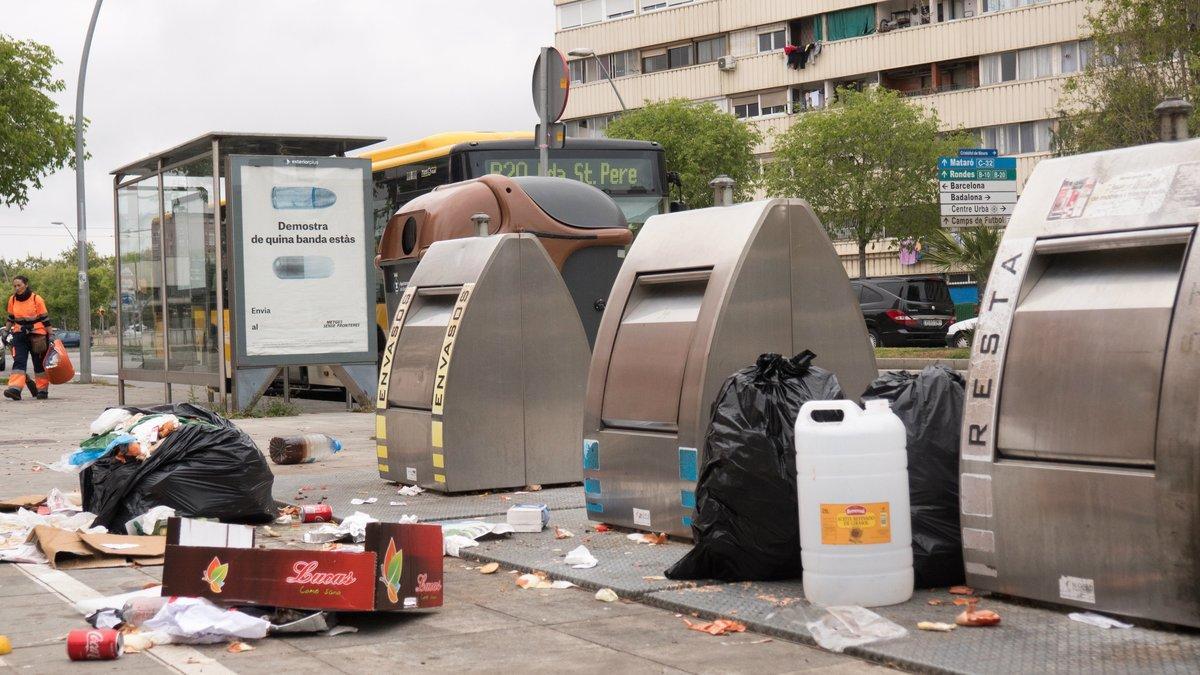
[850,276,956,347]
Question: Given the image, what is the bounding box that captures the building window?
[568,59,587,85]
[668,44,693,68]
[757,28,786,52]
[641,47,668,73]
[581,0,603,24]
[695,35,727,64]
[557,0,602,29]
[606,0,635,19]
[760,90,787,116]
[1000,51,1017,81]
[640,0,667,10]
[1060,41,1078,73]
[606,50,638,78]
[732,95,760,119]
[981,120,1053,154]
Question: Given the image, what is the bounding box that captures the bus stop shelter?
[111,132,384,411]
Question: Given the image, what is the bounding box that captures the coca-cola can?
[300,504,333,523]
[66,628,122,661]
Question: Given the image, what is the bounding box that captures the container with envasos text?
[795,399,913,607]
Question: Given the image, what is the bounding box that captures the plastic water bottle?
[268,434,344,465]
[795,399,913,607]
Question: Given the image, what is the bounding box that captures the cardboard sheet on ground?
[0,495,46,512]
[32,526,166,569]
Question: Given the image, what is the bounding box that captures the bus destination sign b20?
[469,153,656,193]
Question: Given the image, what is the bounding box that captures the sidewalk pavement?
[0,382,882,674]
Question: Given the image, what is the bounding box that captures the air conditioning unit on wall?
[718,55,736,71]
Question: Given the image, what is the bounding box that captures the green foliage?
[764,87,973,277]
[0,34,78,208]
[1055,0,1199,154]
[2,244,114,330]
[232,397,301,419]
[605,98,762,209]
[921,226,1003,296]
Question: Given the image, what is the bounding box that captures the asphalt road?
[0,348,118,378]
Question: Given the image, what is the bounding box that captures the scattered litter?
[388,501,407,507]
[917,621,957,632]
[595,588,618,603]
[643,575,666,581]
[122,597,171,627]
[0,508,108,565]
[684,618,746,636]
[948,586,974,595]
[121,630,169,653]
[0,635,10,655]
[594,524,611,533]
[441,520,514,557]
[349,497,378,505]
[75,586,162,615]
[515,573,542,588]
[1068,612,1134,630]
[479,562,500,574]
[226,641,254,653]
[750,638,772,644]
[397,486,424,496]
[527,485,542,491]
[87,608,123,629]
[554,527,574,539]
[952,597,975,606]
[325,626,358,637]
[320,543,365,553]
[261,526,281,538]
[142,597,270,644]
[927,599,946,606]
[807,606,907,653]
[506,503,549,532]
[627,532,668,545]
[91,408,134,436]
[564,544,598,569]
[515,572,572,589]
[955,603,1001,627]
[268,434,343,465]
[125,506,176,536]
[302,511,389,544]
[274,515,294,525]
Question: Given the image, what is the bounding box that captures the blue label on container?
[584,478,601,495]
[583,439,600,471]
[680,490,695,509]
[678,447,698,482]
[586,501,604,513]
[681,515,693,528]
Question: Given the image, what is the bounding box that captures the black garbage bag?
[665,351,844,581]
[80,403,275,531]
[862,366,965,588]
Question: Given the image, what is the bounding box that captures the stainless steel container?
[583,199,878,537]
[960,137,1200,626]
[376,233,589,492]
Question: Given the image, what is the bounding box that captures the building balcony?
[561,0,1087,120]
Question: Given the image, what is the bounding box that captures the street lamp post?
[73,0,103,383]
[567,48,627,112]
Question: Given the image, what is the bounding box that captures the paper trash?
[125,506,176,536]
[397,486,425,496]
[440,520,514,557]
[1068,612,1133,629]
[808,606,907,653]
[564,544,598,569]
[143,597,270,644]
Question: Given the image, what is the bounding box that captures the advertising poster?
[230,156,374,365]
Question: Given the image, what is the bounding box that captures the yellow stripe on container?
[431,420,443,448]
[434,473,446,484]
[375,415,387,441]
[377,445,388,459]
[432,453,445,469]
[378,463,390,473]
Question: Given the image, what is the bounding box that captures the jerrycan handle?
[797,400,861,428]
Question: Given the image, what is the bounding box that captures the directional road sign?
[939,150,1017,227]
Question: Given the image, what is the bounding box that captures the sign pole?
[531,47,569,178]
[537,51,550,177]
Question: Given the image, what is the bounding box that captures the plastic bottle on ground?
[268,434,344,465]
[795,398,913,607]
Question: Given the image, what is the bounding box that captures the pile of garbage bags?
[80,404,275,531]
[666,351,844,581]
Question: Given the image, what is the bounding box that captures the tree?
[605,98,762,209]
[764,87,973,278]
[1,245,114,330]
[921,226,1003,301]
[0,35,77,208]
[1055,0,1199,155]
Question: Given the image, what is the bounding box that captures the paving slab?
[646,581,1200,675]
[450,507,706,597]
[273,469,584,522]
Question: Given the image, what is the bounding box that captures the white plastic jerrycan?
[795,399,913,607]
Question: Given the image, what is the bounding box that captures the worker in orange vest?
[4,275,53,400]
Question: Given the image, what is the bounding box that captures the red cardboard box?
[161,518,443,611]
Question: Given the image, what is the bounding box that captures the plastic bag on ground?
[91,408,134,436]
[125,506,176,536]
[80,404,275,531]
[862,366,966,588]
[142,597,270,644]
[807,606,907,653]
[666,351,844,581]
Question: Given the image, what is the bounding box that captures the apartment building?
[553,0,1093,280]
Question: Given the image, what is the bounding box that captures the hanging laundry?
[784,44,802,69]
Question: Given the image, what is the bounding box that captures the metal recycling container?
[582,199,878,538]
[959,137,1200,627]
[375,233,589,492]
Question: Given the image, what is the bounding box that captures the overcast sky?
[0,0,552,261]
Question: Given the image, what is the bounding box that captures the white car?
[945,317,977,348]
